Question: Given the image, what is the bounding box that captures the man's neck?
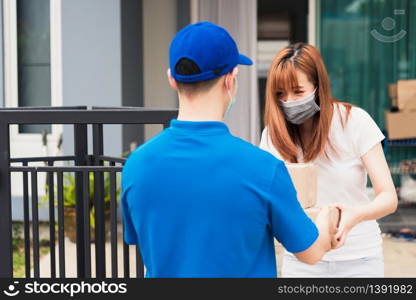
[177,93,226,122]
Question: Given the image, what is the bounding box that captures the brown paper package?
[286,162,340,227]
[304,206,341,228]
[286,163,317,209]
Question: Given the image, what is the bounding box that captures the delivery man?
[121,21,337,278]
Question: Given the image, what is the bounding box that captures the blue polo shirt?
[121,119,318,278]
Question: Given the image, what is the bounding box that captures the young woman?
[259,43,397,277]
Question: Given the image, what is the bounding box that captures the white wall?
[61,0,123,157]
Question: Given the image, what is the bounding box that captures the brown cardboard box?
[388,83,398,99]
[305,206,340,228]
[388,83,398,107]
[391,97,398,108]
[286,163,317,209]
[385,110,416,139]
[397,80,416,111]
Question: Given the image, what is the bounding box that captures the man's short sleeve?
[121,186,138,245]
[266,161,319,253]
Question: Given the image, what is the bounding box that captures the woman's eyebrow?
[276,85,305,91]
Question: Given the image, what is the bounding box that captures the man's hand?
[295,205,340,264]
[315,206,340,251]
[332,204,364,249]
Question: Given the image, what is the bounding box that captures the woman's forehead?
[272,63,313,91]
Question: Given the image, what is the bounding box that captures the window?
[17,0,52,133]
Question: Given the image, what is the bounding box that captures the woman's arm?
[358,142,398,220]
[332,142,398,248]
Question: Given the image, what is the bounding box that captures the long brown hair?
[264,43,352,163]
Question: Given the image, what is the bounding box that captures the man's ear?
[224,67,238,90]
[167,69,178,90]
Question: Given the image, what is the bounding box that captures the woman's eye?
[294,90,304,94]
[276,92,283,98]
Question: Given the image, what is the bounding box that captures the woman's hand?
[331,143,397,250]
[331,204,364,249]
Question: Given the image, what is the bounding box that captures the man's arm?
[267,161,329,260]
[294,206,339,264]
[121,185,138,245]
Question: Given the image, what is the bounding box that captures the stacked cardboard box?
[286,163,340,226]
[388,83,398,107]
[386,80,416,140]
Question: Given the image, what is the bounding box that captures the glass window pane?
[17,0,51,134]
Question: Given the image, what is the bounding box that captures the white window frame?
[308,0,317,46]
[3,0,63,147]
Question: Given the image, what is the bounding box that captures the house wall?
[142,0,178,140]
[10,0,124,221]
[61,0,123,157]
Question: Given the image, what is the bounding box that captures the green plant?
[12,222,51,278]
[41,172,121,229]
[12,223,23,250]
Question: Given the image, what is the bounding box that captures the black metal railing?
[0,106,178,278]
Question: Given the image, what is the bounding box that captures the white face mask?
[224,77,238,117]
[279,88,320,124]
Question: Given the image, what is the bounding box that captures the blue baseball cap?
[169,21,253,83]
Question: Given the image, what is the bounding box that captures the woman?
[259,43,397,277]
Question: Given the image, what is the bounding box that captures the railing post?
[22,162,31,278]
[82,171,92,278]
[136,246,144,278]
[47,161,56,278]
[0,122,13,278]
[57,171,66,278]
[31,171,40,278]
[93,124,106,278]
[74,124,88,278]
